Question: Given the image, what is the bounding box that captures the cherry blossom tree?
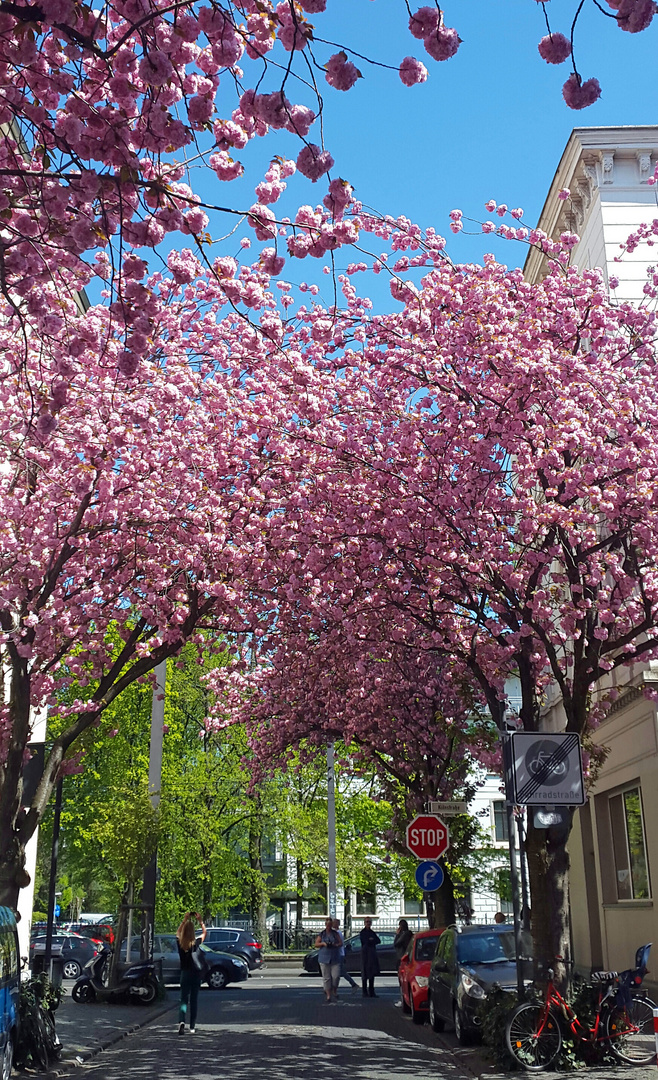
[216,640,498,924]
[208,239,658,972]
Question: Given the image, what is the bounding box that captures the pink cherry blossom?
[538,32,572,63]
[296,144,334,182]
[562,72,602,109]
[325,51,360,91]
[408,6,440,39]
[398,56,428,86]
[423,26,461,61]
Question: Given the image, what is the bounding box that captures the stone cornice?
[524,126,658,285]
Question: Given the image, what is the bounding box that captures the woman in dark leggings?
[176,912,206,1035]
[359,917,381,997]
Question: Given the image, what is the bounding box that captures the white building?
[525,125,658,305]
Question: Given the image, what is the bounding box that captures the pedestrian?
[315,917,342,1003]
[394,918,413,968]
[494,911,506,924]
[176,911,207,1035]
[333,918,357,993]
[359,917,380,997]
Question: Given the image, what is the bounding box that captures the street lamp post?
[141,660,166,960]
[327,743,337,920]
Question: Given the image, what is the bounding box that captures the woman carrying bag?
[176,912,207,1035]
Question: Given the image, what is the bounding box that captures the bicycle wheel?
[606,995,656,1065]
[505,1002,562,1071]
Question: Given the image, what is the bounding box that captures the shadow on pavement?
[79,1016,469,1080]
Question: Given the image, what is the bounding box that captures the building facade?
[526,125,658,982]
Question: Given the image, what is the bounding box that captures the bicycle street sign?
[510,732,585,806]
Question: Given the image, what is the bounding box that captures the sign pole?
[502,732,526,1001]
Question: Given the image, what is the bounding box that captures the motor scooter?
[71,945,159,1005]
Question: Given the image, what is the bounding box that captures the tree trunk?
[109,892,129,987]
[525,817,572,990]
[248,802,268,947]
[295,857,304,927]
[427,861,455,929]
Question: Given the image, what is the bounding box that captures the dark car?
[30,933,99,980]
[427,924,533,1045]
[303,930,398,974]
[121,933,249,989]
[199,928,263,970]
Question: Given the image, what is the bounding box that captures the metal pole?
[327,743,337,920]
[44,779,63,977]
[518,815,531,932]
[141,660,166,960]
[502,732,525,1000]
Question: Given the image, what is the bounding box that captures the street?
[69,969,487,1080]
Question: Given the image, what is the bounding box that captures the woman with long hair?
[176,912,206,1035]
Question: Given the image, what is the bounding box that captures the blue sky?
[94,1,658,305]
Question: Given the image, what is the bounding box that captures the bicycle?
[505,944,655,1071]
[15,972,63,1071]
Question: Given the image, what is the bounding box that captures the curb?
[41,999,178,1079]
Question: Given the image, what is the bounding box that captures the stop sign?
[406,815,449,860]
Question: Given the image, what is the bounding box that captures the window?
[609,787,650,901]
[404,888,424,916]
[356,888,376,915]
[307,878,327,916]
[495,867,513,914]
[493,801,509,843]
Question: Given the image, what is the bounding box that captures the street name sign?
[415,860,444,892]
[406,814,449,859]
[427,801,468,816]
[511,732,585,806]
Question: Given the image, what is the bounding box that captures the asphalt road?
[72,969,490,1080]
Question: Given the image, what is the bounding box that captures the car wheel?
[428,993,445,1033]
[2,1033,13,1080]
[410,992,424,1025]
[208,967,227,990]
[400,987,410,1014]
[63,959,81,979]
[454,1004,471,1046]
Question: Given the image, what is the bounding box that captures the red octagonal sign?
[406,814,449,860]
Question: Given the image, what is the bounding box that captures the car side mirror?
[344,942,351,951]
[434,959,448,972]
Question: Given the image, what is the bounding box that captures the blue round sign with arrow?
[415,860,444,892]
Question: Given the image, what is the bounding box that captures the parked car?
[427,924,533,1045]
[121,934,249,989]
[0,908,20,1080]
[199,928,263,970]
[30,933,99,980]
[398,929,444,1023]
[62,922,115,945]
[303,930,398,974]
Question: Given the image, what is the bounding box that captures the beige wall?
[570,692,658,993]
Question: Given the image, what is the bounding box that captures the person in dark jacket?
[359,917,380,997]
[394,919,413,967]
[176,912,206,1035]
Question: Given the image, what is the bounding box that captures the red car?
[398,928,444,1023]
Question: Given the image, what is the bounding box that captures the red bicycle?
[505,945,656,1071]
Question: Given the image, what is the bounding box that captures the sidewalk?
[41,986,177,1077]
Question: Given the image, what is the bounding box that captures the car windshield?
[457,930,532,965]
[415,937,438,962]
